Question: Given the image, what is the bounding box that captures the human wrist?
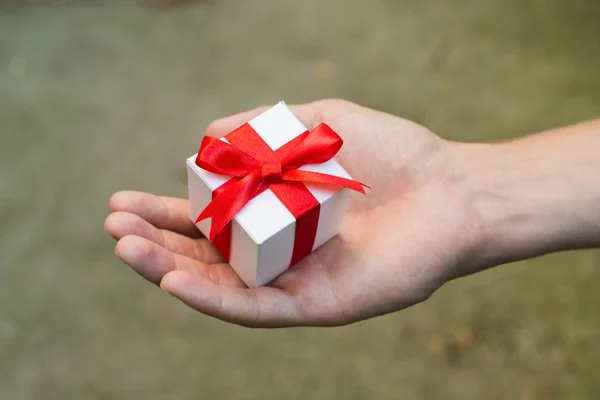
[452,123,600,272]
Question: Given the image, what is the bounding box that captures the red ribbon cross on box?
[195,122,367,266]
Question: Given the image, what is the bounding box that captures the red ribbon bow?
[195,122,367,265]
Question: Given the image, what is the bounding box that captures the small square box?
[187,102,352,287]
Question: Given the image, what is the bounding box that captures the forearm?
[458,119,600,269]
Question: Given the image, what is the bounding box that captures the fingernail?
[160,285,175,298]
[159,281,169,293]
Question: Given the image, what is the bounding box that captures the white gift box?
[186,101,352,287]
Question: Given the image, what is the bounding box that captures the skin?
[104,99,600,328]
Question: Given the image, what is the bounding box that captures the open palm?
[105,99,485,327]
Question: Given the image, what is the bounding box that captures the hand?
[104,99,488,327]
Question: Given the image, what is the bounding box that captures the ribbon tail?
[195,171,264,240]
[283,170,369,194]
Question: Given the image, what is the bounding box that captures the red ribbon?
[195,122,367,265]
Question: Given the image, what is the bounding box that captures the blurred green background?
[1,0,599,399]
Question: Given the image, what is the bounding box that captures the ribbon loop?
[196,136,260,177]
[281,123,343,168]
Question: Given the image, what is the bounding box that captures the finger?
[105,212,224,263]
[160,270,304,328]
[206,102,331,139]
[109,191,202,238]
[116,235,243,288]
